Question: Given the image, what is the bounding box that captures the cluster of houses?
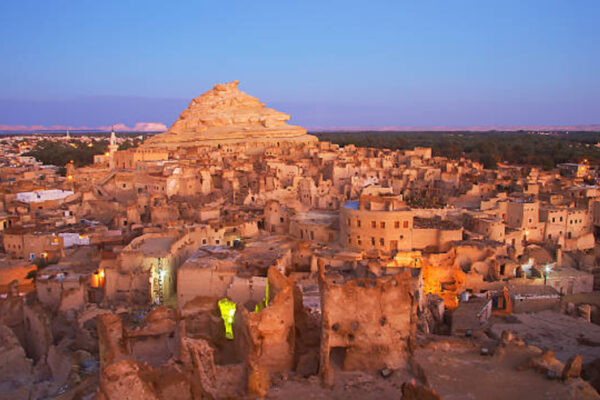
[1,81,599,398]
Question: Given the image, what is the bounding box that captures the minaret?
[108,126,118,169]
[66,128,70,139]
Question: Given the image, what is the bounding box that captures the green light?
[254,278,269,313]
[218,298,236,340]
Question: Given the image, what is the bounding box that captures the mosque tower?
[108,126,118,169]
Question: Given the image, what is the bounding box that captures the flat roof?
[138,236,176,257]
[291,211,338,226]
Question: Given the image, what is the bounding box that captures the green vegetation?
[313,131,600,170]
[404,194,445,209]
[118,137,143,151]
[23,139,108,168]
[254,278,270,313]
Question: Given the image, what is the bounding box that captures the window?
[371,237,376,245]
[348,236,351,244]
[403,221,409,228]
[400,235,404,240]
[390,240,398,249]
[280,217,284,223]
[347,218,351,226]
[395,221,400,228]
[357,220,361,228]
[528,218,532,223]
[379,238,384,246]
[371,221,376,228]
[357,236,361,245]
[380,221,385,229]
[310,231,314,240]
[560,217,563,222]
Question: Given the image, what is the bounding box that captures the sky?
[0,0,599,130]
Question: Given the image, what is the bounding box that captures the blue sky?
[1,1,599,129]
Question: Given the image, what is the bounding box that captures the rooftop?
[134,236,177,258]
[413,216,461,230]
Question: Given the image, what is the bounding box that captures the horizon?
[1,1,599,129]
[3,123,600,135]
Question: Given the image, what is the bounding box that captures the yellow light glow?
[218,298,236,340]
[104,152,110,157]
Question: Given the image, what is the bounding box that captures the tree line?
[313,131,600,170]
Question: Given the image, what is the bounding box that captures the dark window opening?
[329,347,347,371]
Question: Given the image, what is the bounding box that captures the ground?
[415,340,598,400]
[266,369,414,400]
[490,310,600,363]
[265,336,600,400]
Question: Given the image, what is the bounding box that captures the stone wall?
[319,269,417,386]
[242,267,297,397]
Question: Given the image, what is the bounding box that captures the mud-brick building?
[319,265,418,386]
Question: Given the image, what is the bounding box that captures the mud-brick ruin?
[319,267,418,386]
[2,81,600,399]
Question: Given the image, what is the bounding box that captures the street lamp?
[544,262,550,285]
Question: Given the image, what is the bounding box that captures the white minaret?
[66,128,70,139]
[108,126,118,169]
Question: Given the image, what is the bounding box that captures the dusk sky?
[1,1,599,130]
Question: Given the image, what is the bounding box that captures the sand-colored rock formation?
[144,80,317,150]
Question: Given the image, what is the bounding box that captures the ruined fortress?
[1,81,600,399]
